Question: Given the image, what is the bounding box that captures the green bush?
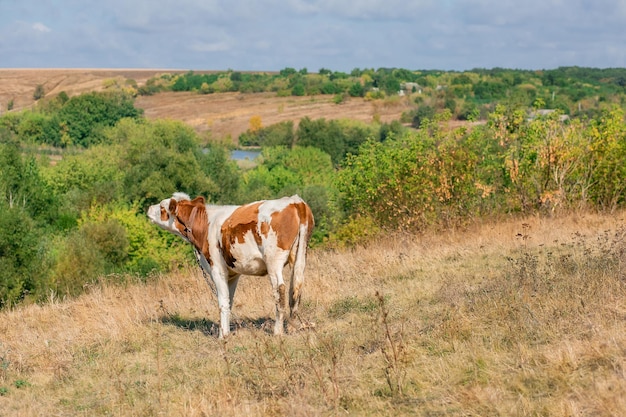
[80,219,129,267]
[238,120,294,148]
[110,119,217,205]
[325,215,381,249]
[336,121,493,231]
[56,91,142,147]
[292,84,305,96]
[411,105,436,128]
[79,202,191,275]
[0,140,58,224]
[51,230,106,297]
[0,205,45,307]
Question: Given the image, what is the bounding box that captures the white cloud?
[32,22,51,33]
[190,40,231,53]
[281,0,435,20]
[1,0,626,70]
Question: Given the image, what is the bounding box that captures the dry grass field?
[1,212,625,416]
[0,69,411,142]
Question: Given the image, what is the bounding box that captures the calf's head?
[147,193,207,245]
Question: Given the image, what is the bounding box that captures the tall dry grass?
[0,212,625,416]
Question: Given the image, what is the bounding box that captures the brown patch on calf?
[221,202,263,268]
[168,198,178,214]
[160,206,169,222]
[173,197,211,264]
[260,221,270,237]
[278,283,286,311]
[295,201,315,241]
[269,204,301,250]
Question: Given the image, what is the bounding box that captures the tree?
[57,91,142,147]
[411,106,436,128]
[249,115,262,132]
[198,142,242,204]
[292,83,305,96]
[296,117,346,165]
[0,202,45,307]
[349,82,364,97]
[0,140,58,224]
[239,120,294,148]
[33,84,45,100]
[280,67,297,77]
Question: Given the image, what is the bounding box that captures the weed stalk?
[375,290,406,396]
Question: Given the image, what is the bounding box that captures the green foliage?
[134,66,626,121]
[587,108,626,210]
[0,110,61,146]
[14,111,60,145]
[410,106,436,128]
[47,117,239,208]
[473,80,507,100]
[51,230,106,296]
[56,91,142,147]
[378,120,405,142]
[79,202,191,274]
[42,144,126,228]
[33,84,45,101]
[198,143,242,203]
[296,117,376,165]
[336,118,515,230]
[241,146,333,197]
[109,119,217,205]
[0,140,58,224]
[171,71,219,92]
[239,120,294,147]
[49,199,194,297]
[291,83,305,96]
[296,117,345,165]
[337,133,436,230]
[349,82,364,97]
[0,204,45,308]
[280,67,297,77]
[325,215,381,249]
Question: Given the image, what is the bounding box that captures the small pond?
[231,149,261,161]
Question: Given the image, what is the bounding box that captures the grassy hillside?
[1,212,624,416]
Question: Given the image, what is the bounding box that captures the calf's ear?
[191,196,205,205]
[168,198,178,214]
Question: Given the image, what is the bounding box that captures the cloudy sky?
[1,0,626,72]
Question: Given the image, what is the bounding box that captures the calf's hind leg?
[267,262,288,335]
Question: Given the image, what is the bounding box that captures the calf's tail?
[289,202,314,316]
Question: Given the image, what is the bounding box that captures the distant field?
[0,69,410,143]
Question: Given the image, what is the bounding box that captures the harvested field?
[0,69,412,143]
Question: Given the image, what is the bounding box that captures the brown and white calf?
[147,193,314,337]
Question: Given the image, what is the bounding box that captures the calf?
[147,193,314,337]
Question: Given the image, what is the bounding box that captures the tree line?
[137,66,626,121]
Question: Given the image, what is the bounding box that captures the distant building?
[399,82,422,95]
[527,109,569,122]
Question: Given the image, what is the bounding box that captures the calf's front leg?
[211,270,232,338]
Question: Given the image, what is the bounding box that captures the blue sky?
[2,0,626,72]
